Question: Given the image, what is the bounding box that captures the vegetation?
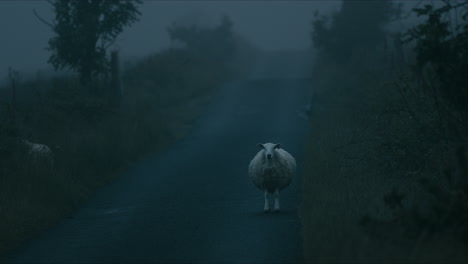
[311,0,401,62]
[0,16,253,258]
[361,0,468,253]
[404,1,468,119]
[41,0,142,85]
[302,0,468,262]
[168,15,235,61]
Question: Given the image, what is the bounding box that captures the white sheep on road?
[249,143,296,213]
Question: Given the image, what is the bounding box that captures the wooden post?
[8,68,17,124]
[394,32,405,65]
[110,50,122,105]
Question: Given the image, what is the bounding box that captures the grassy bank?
[0,43,246,257]
[301,32,468,264]
[301,57,467,263]
[301,1,468,262]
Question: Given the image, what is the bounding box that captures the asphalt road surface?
[7,78,312,263]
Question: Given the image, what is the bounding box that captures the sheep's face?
[258,143,281,164]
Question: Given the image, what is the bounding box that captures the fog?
[3,1,468,263]
[0,0,340,76]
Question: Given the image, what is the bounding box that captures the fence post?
[8,68,17,124]
[110,50,122,105]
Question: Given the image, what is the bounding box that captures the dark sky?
[0,0,340,75]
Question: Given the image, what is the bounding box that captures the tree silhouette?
[41,0,142,85]
[312,1,401,62]
[167,15,235,61]
[404,1,468,113]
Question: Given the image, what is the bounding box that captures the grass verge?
[0,47,230,258]
[301,58,468,262]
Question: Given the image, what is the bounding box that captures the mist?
[0,0,339,76]
[2,1,468,263]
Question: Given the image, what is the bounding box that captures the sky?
[0,0,340,75]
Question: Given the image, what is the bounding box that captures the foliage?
[361,146,468,242]
[304,1,468,261]
[46,0,142,84]
[356,0,468,252]
[403,1,468,113]
[167,15,236,63]
[0,60,213,258]
[311,0,401,62]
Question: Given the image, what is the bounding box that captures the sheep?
[21,139,54,174]
[249,142,296,213]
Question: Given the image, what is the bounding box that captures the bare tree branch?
[33,9,54,29]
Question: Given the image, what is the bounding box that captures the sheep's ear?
[257,143,264,149]
[274,143,282,149]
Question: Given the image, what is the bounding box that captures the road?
[7,78,312,263]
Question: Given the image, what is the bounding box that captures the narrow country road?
[7,78,312,263]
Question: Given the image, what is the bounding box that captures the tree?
[39,0,142,85]
[404,1,468,112]
[167,15,235,61]
[312,1,401,62]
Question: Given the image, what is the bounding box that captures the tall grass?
[0,44,241,256]
[301,23,468,264]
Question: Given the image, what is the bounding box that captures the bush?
[302,0,468,262]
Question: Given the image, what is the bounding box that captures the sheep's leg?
[274,189,280,212]
[264,190,270,213]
